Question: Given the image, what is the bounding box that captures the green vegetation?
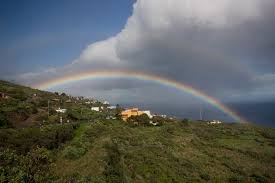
[51,121,275,183]
[0,80,109,128]
[0,123,79,182]
[127,113,151,126]
[0,80,275,182]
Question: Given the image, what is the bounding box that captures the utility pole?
[199,103,203,121]
[48,99,50,118]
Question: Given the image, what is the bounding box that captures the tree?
[152,116,165,126]
[22,147,54,182]
[0,113,12,127]
[115,104,123,120]
[127,114,150,126]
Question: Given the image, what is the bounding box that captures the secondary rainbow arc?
[33,70,249,123]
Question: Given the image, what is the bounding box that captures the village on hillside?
[0,83,223,128]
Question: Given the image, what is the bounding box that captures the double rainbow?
[33,70,248,123]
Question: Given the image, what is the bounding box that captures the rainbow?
[33,70,248,123]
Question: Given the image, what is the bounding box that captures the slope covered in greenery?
[0,80,110,128]
[0,80,274,182]
[53,121,275,183]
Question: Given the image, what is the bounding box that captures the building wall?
[121,108,146,121]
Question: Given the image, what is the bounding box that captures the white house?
[208,120,222,125]
[91,107,101,112]
[107,106,116,110]
[56,108,67,113]
[142,110,153,119]
[103,101,110,105]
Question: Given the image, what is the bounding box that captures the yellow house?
[121,108,145,121]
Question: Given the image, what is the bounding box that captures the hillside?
[0,81,275,182]
[0,80,113,128]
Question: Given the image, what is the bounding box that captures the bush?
[0,147,54,183]
[152,116,165,126]
[37,99,48,107]
[84,125,106,141]
[200,173,210,181]
[0,149,25,182]
[250,173,269,183]
[0,124,78,153]
[260,129,275,139]
[63,145,86,160]
[22,147,55,182]
[228,175,245,183]
[104,141,124,183]
[48,115,59,123]
[127,114,150,126]
[0,112,12,127]
[59,172,95,183]
[9,89,27,101]
[181,118,191,126]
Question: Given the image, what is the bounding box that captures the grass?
[52,121,275,182]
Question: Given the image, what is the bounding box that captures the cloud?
[15,0,275,103]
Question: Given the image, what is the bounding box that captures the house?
[107,106,116,110]
[121,108,152,121]
[0,92,10,99]
[142,110,153,119]
[208,120,222,125]
[121,108,141,121]
[0,92,5,99]
[56,108,67,113]
[91,107,101,112]
[103,101,110,105]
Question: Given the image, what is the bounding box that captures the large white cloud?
[16,0,275,102]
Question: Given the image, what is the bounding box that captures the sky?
[1,0,275,125]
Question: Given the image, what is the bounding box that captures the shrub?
[84,125,106,141]
[127,114,150,126]
[0,147,54,183]
[181,118,191,126]
[0,112,12,127]
[48,115,59,123]
[228,175,245,183]
[250,173,269,183]
[200,173,210,181]
[22,147,55,183]
[63,145,86,160]
[9,89,27,101]
[0,124,78,153]
[104,141,124,183]
[152,116,165,126]
[260,129,275,139]
[59,173,95,183]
